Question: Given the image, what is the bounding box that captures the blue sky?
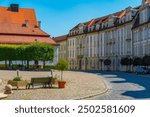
[0,0,141,37]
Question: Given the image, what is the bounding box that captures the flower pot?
[58,81,66,88]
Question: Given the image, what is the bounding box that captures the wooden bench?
[26,77,52,89]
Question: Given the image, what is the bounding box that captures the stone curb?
[0,93,8,99]
[72,76,110,100]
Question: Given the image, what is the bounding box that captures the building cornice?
[132,20,150,29]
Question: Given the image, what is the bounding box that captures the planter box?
[8,80,28,89]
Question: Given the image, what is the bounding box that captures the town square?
[0,0,150,100]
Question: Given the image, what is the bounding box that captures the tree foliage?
[121,57,133,66]
[142,55,150,66]
[0,42,54,61]
[55,60,69,80]
[133,57,142,66]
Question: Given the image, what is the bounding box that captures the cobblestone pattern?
[0,70,107,100]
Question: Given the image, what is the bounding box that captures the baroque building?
[0,4,58,66]
[54,35,67,61]
[55,0,150,71]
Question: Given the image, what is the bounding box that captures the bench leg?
[26,84,30,89]
[32,84,34,89]
[48,83,52,88]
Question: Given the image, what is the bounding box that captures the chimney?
[25,20,29,27]
[37,21,41,28]
[10,4,19,12]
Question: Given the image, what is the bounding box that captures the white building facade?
[57,0,150,71]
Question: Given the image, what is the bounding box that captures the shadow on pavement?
[82,71,150,99]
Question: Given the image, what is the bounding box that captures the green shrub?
[0,64,5,69]
[13,76,22,81]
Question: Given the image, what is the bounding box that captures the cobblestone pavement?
[0,70,107,100]
[90,72,150,100]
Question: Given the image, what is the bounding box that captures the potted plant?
[52,77,58,84]
[55,60,69,88]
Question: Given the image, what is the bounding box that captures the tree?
[0,43,54,69]
[133,57,142,66]
[55,60,69,81]
[121,57,133,72]
[142,55,150,66]
[121,57,129,66]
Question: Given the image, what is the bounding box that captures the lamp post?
[16,69,20,77]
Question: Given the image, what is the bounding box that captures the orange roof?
[88,19,96,27]
[146,0,150,3]
[0,7,36,27]
[54,35,67,42]
[71,9,127,30]
[0,35,58,46]
[0,5,58,46]
[0,23,49,36]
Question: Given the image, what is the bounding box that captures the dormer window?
[104,23,108,28]
[96,25,100,30]
[35,39,38,42]
[140,9,147,23]
[101,23,104,28]
[119,19,121,24]
[73,31,75,35]
[91,26,94,31]
[126,14,131,21]
[142,0,148,6]
[122,17,125,23]
[22,20,29,27]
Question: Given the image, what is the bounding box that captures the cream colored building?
[54,35,67,61]
[133,0,150,58]
[56,0,150,71]
[67,7,138,71]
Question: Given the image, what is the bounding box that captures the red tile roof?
[0,7,36,27]
[0,6,58,46]
[0,23,49,36]
[71,10,126,31]
[54,35,67,42]
[0,35,58,45]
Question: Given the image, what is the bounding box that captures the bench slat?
[27,77,52,89]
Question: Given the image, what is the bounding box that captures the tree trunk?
[22,60,24,66]
[27,60,29,69]
[5,60,7,68]
[8,60,11,69]
[43,60,46,69]
[61,71,63,81]
[34,60,39,68]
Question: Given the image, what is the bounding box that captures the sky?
[0,0,141,37]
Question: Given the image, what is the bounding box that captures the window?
[96,25,99,30]
[140,10,147,23]
[148,28,150,37]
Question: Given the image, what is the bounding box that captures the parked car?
[135,66,150,74]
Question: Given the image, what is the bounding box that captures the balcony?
[126,51,131,55]
[77,55,84,59]
[126,38,131,41]
[107,41,115,45]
